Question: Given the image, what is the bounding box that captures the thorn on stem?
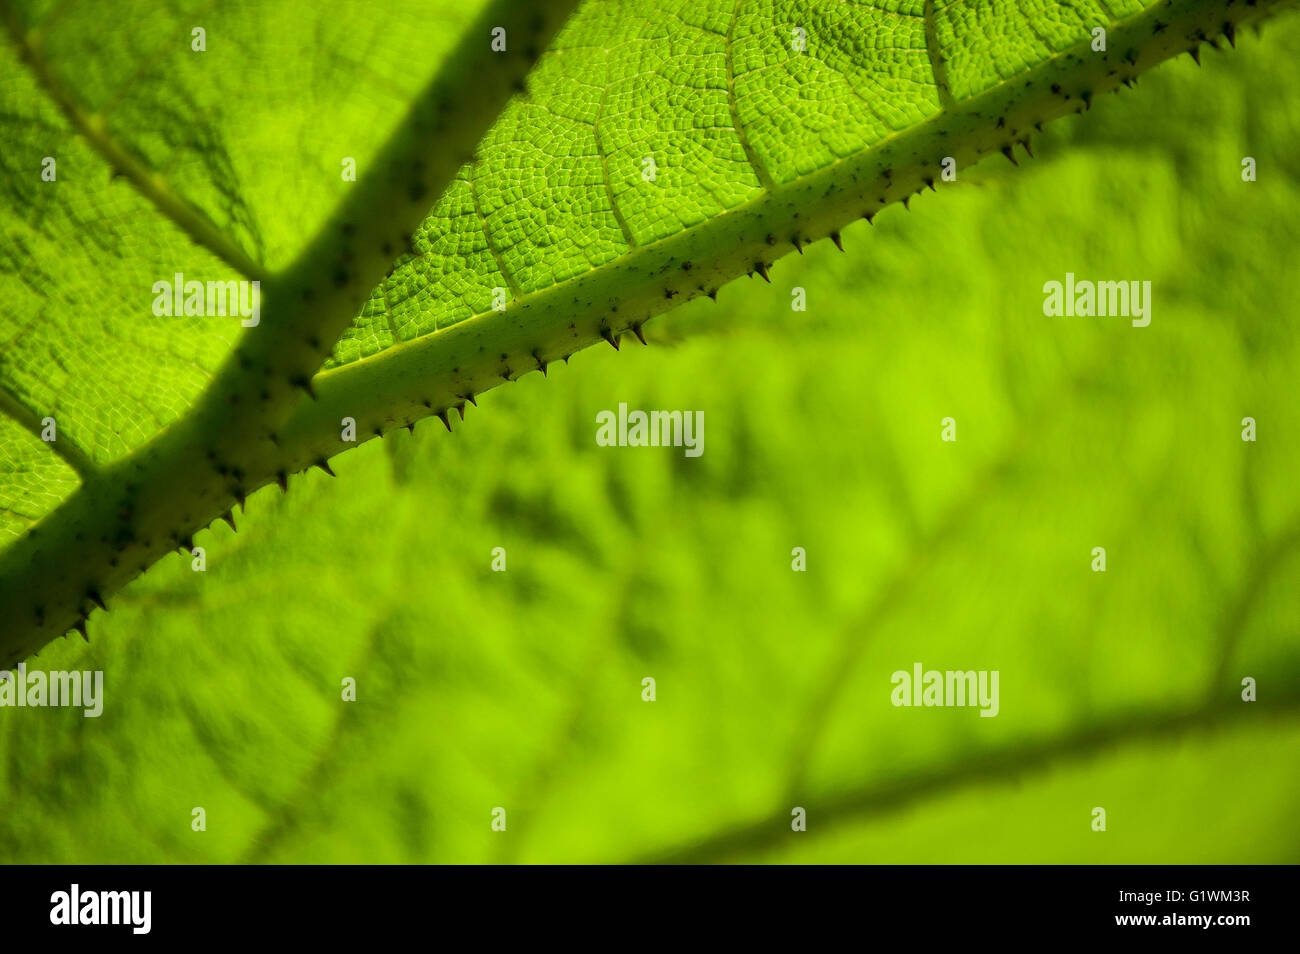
[292,375,317,400]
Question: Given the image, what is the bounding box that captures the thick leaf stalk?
[0,0,1293,665]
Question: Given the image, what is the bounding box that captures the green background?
[1,9,1298,864]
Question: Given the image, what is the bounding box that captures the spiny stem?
[263,0,1286,489]
[0,0,581,666]
[0,0,1290,666]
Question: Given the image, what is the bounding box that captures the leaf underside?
[0,4,1290,657]
[0,0,1294,868]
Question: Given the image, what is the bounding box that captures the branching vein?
[0,379,97,480]
[924,0,957,110]
[0,1,268,282]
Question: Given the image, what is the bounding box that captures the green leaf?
[0,0,580,660]
[0,0,1298,864]
[4,0,1290,663]
[1,0,1287,660]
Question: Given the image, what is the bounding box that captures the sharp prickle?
[292,375,317,400]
